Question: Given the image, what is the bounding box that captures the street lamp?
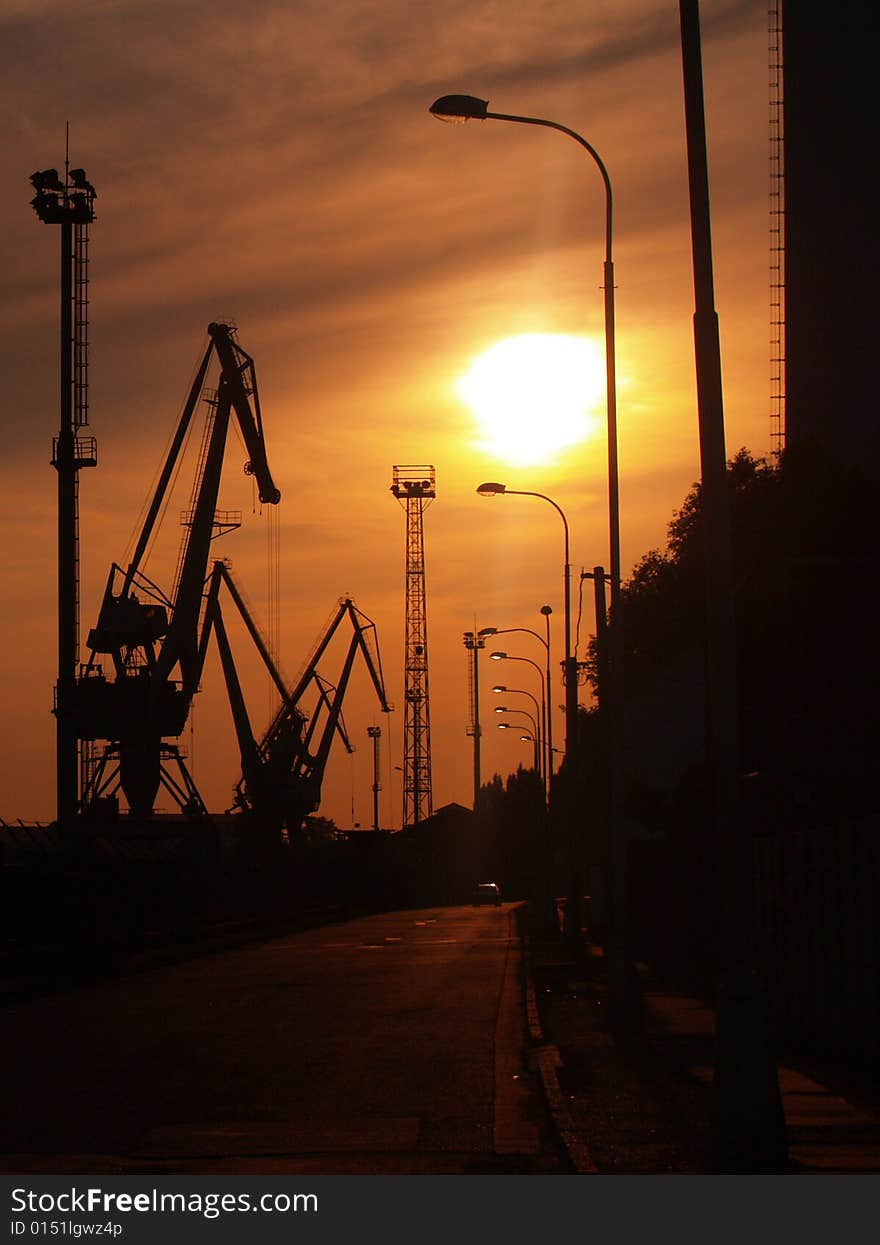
[434,98,620,609]
[488,651,546,718]
[478,486,576,758]
[480,618,553,779]
[496,719,540,771]
[491,685,543,787]
[494,704,538,736]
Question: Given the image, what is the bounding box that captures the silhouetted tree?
[584,445,880,825]
[576,445,880,991]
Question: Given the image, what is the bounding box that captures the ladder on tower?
[769,0,786,452]
[391,464,435,829]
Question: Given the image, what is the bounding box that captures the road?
[0,905,565,1174]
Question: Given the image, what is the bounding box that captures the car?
[473,882,502,906]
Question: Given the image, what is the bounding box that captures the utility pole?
[390,465,435,827]
[30,159,97,846]
[463,630,485,808]
[679,0,787,1170]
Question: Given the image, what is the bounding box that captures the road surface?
[1,905,565,1174]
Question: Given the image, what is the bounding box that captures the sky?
[0,0,772,830]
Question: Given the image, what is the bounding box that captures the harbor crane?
[76,322,280,821]
[202,569,391,836]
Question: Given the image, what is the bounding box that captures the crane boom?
[208,323,280,505]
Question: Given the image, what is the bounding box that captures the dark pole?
[540,605,553,789]
[367,726,381,830]
[473,639,482,805]
[32,164,96,846]
[679,0,787,1170]
[588,567,608,704]
[464,632,484,808]
[479,109,620,612]
[56,215,78,843]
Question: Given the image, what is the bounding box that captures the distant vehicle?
[473,882,502,906]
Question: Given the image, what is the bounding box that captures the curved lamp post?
[434,95,620,610]
[438,92,625,988]
[488,651,546,717]
[491,685,544,788]
[496,720,540,773]
[480,619,552,779]
[479,485,576,757]
[494,704,538,738]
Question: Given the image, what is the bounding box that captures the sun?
[458,333,605,465]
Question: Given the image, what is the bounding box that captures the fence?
[753,817,879,1070]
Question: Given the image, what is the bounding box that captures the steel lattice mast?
[391,465,435,828]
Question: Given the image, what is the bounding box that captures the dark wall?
[783,7,879,473]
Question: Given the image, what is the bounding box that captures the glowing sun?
[459,333,605,465]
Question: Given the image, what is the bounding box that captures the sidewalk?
[525,925,880,1175]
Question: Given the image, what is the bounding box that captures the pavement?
[3,901,878,1177]
[523,909,880,1175]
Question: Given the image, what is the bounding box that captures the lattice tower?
[769,0,786,452]
[391,465,435,827]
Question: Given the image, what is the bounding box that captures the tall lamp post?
[433,96,620,609]
[477,485,576,755]
[439,93,630,1008]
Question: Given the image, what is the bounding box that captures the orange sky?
[0,1,771,829]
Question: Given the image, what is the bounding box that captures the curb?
[522,935,597,1174]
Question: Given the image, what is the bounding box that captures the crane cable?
[120,341,207,578]
[266,500,281,716]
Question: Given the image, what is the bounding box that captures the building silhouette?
[782,5,878,473]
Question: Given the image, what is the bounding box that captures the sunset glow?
[0,1,772,829]
[458,334,605,465]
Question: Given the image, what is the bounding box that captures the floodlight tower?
[390,465,435,828]
[30,159,98,841]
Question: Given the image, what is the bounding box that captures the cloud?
[0,0,772,825]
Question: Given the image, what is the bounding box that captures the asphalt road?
[0,905,565,1174]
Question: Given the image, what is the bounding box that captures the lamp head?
[540,604,553,616]
[477,626,497,636]
[429,95,489,124]
[491,686,506,694]
[30,168,64,193]
[494,706,507,713]
[489,651,506,661]
[497,722,511,730]
[476,481,506,496]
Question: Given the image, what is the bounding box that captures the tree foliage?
[584,444,880,822]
